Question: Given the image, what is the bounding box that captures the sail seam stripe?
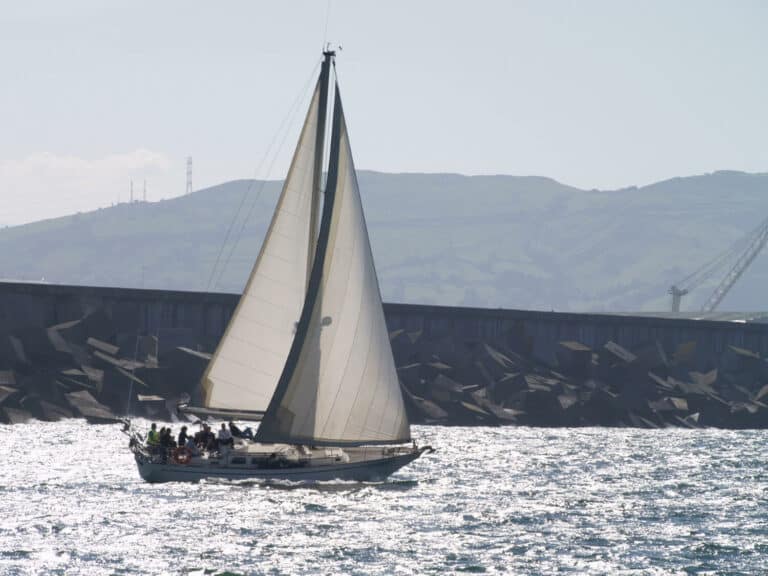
[339,285,376,438]
[244,270,310,291]
[223,312,296,336]
[210,371,278,388]
[208,375,275,394]
[318,212,366,437]
[215,345,286,367]
[348,135,408,441]
[313,132,366,439]
[258,250,304,268]
[329,143,374,438]
[239,292,302,313]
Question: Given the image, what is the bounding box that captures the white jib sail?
[258,93,411,445]
[201,82,321,413]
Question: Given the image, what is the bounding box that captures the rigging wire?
[204,59,321,292]
[213,63,321,290]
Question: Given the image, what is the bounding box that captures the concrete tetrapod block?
[603,341,638,364]
[399,381,448,423]
[39,400,74,421]
[48,319,86,346]
[396,363,424,396]
[7,335,28,365]
[0,370,16,387]
[87,337,120,357]
[520,387,567,426]
[479,342,520,381]
[65,389,119,423]
[557,341,592,379]
[2,407,33,424]
[16,326,61,364]
[0,384,19,406]
[80,310,115,343]
[632,341,669,372]
[428,374,466,403]
[159,347,211,395]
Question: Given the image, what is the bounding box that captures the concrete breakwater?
[0,281,767,428]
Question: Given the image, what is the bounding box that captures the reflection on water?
[1,420,766,575]
[205,477,420,493]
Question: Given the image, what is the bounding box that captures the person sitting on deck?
[185,434,200,456]
[229,421,254,440]
[202,424,217,452]
[193,426,204,447]
[218,423,233,448]
[160,427,176,449]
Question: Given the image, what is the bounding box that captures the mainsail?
[256,86,411,446]
[199,79,325,417]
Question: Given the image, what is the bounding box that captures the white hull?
[135,451,422,484]
[131,442,430,484]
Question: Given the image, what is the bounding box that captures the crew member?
[177,425,189,447]
[147,423,160,446]
[229,421,254,440]
[218,422,233,448]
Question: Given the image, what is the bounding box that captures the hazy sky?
[1,1,766,225]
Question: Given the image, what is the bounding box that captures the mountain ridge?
[1,169,767,312]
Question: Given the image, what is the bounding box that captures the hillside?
[2,170,768,312]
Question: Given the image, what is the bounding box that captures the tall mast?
[307,49,335,289]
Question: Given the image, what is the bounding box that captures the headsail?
[256,85,411,446]
[199,78,325,417]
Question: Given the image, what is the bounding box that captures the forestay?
[256,87,411,446]
[201,82,322,414]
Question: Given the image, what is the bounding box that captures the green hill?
[2,170,768,312]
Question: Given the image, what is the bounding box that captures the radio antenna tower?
[186,156,193,195]
[130,180,134,203]
[143,179,147,202]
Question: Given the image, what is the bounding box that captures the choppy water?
[1,420,766,575]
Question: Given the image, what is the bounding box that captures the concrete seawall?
[383,304,768,366]
[1,281,767,427]
[2,281,767,359]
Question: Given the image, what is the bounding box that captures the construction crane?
[669,215,768,312]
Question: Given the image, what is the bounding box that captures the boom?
[669,215,768,312]
[699,219,768,312]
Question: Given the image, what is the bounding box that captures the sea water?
[0,420,766,575]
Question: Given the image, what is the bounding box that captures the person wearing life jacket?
[146,423,160,446]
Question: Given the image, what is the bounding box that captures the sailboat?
[128,50,432,483]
